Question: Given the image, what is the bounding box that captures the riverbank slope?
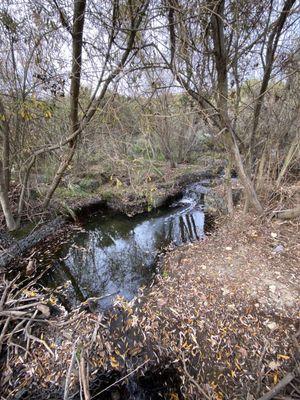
[1,206,299,399]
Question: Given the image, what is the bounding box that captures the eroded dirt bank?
[0,210,299,399]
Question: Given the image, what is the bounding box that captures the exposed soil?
[1,207,299,399]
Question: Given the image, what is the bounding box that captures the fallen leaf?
[277,354,290,360]
[268,360,281,370]
[110,356,119,369]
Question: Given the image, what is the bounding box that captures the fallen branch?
[256,341,268,397]
[257,368,299,400]
[79,350,90,400]
[273,207,300,220]
[64,339,79,400]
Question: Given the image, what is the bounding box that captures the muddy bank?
[0,217,67,268]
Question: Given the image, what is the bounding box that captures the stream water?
[40,182,209,309]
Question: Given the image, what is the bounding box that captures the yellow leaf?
[110,356,119,369]
[273,371,278,385]
[23,289,37,297]
[44,110,52,118]
[49,294,57,304]
[116,178,122,188]
[277,354,290,360]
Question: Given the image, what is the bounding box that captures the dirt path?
[1,211,299,399]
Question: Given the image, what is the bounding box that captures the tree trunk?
[0,98,16,230]
[0,162,17,231]
[43,144,77,208]
[43,0,86,209]
[276,134,299,187]
[0,98,10,193]
[227,128,263,213]
[225,157,233,214]
[210,0,263,214]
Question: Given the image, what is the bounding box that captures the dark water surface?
[41,183,208,308]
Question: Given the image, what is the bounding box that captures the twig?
[0,317,11,354]
[8,341,32,358]
[180,351,211,400]
[256,341,268,397]
[64,339,79,400]
[90,359,150,399]
[24,310,54,357]
[0,275,20,310]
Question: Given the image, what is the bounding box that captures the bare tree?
[43,0,150,208]
[156,0,298,213]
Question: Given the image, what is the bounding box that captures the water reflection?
[42,185,206,308]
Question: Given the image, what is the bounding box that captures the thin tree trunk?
[225,157,233,214]
[227,128,263,213]
[256,146,267,190]
[43,0,86,208]
[17,156,36,225]
[0,98,16,230]
[0,98,11,193]
[276,134,299,186]
[249,0,296,162]
[43,144,77,208]
[0,162,17,231]
[210,0,262,214]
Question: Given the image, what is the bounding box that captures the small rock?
[225,246,232,251]
[271,232,277,238]
[273,244,284,254]
[269,285,276,293]
[36,304,51,318]
[265,321,278,331]
[222,287,230,295]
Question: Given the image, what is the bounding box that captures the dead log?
[274,207,300,220]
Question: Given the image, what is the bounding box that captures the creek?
[40,182,210,310]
